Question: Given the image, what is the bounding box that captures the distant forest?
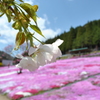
[45,19,100,54]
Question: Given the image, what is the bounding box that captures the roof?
[69,47,90,53]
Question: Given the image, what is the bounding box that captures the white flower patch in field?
[80,71,88,75]
[57,71,67,75]
[0,71,17,77]
[80,71,88,78]
[16,92,32,96]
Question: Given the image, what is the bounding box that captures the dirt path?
[0,94,10,100]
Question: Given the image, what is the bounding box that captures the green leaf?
[6,9,12,16]
[6,14,11,22]
[15,32,26,50]
[16,32,25,45]
[32,14,37,25]
[33,5,38,12]
[30,25,44,37]
[16,6,30,22]
[21,19,28,28]
[20,3,37,24]
[20,3,35,14]
[19,0,23,2]
[25,32,34,47]
[12,21,21,30]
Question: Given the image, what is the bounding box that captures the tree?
[67,27,77,50]
[93,28,100,47]
[73,26,85,48]
[4,44,14,55]
[3,43,27,56]
[84,22,93,48]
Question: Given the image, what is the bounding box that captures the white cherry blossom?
[50,39,63,62]
[16,39,63,71]
[29,39,64,66]
[29,44,54,66]
[16,55,38,71]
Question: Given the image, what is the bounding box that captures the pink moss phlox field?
[21,81,100,100]
[0,57,100,99]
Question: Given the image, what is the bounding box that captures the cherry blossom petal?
[16,54,23,59]
[34,52,52,66]
[16,57,38,71]
[51,46,62,62]
[28,47,38,56]
[39,44,53,53]
[52,39,64,47]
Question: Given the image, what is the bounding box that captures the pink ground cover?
[0,57,100,100]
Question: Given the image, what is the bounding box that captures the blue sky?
[36,0,100,31]
[0,0,100,51]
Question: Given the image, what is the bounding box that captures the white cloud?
[43,14,50,25]
[0,14,61,47]
[33,15,61,44]
[0,39,8,44]
[34,28,61,44]
[24,0,34,4]
[0,15,18,44]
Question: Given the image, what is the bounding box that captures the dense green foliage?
[45,20,100,54]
